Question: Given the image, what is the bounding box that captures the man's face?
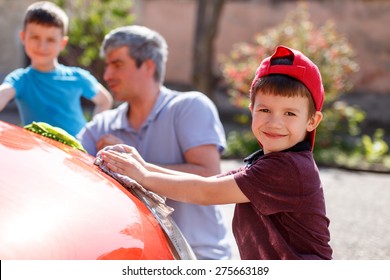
[103,46,148,101]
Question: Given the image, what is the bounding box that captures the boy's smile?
[250,92,318,154]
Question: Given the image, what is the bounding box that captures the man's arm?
[91,83,113,115]
[160,144,222,176]
[0,84,16,112]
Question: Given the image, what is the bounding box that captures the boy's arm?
[0,84,16,112]
[90,83,113,115]
[106,144,185,176]
[106,144,220,177]
[101,149,250,205]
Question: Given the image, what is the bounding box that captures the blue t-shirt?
[3,64,98,136]
[77,87,232,260]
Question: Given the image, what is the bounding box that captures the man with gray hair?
[77,25,232,260]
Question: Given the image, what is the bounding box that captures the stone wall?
[0,0,36,79]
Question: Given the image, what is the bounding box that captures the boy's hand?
[101,149,146,184]
[111,144,146,167]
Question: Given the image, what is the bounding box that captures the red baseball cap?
[250,45,324,150]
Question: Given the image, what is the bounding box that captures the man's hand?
[96,134,124,151]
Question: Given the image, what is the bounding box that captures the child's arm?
[101,149,250,205]
[91,83,113,115]
[98,143,221,179]
[0,84,16,112]
[103,144,199,176]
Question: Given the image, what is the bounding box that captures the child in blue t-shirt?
[0,1,113,136]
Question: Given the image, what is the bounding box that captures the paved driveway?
[220,159,390,260]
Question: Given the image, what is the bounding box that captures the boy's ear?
[61,36,69,51]
[19,31,26,45]
[307,111,323,132]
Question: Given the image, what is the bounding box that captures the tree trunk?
[192,0,225,101]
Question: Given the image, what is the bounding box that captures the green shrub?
[54,0,135,81]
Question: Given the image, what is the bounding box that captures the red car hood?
[0,121,174,260]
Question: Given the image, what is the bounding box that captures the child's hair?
[250,58,317,117]
[23,1,69,35]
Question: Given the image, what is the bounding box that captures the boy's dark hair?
[23,1,69,35]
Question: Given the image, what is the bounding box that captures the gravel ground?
[220,159,390,260]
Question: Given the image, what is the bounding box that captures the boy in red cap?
[100,45,333,260]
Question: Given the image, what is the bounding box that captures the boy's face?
[250,91,322,154]
[20,23,68,71]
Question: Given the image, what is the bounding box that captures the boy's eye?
[286,112,296,116]
[258,108,269,113]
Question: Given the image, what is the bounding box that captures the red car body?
[0,121,195,260]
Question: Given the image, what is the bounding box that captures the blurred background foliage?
[219,3,390,171]
[52,0,389,171]
[54,0,135,83]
